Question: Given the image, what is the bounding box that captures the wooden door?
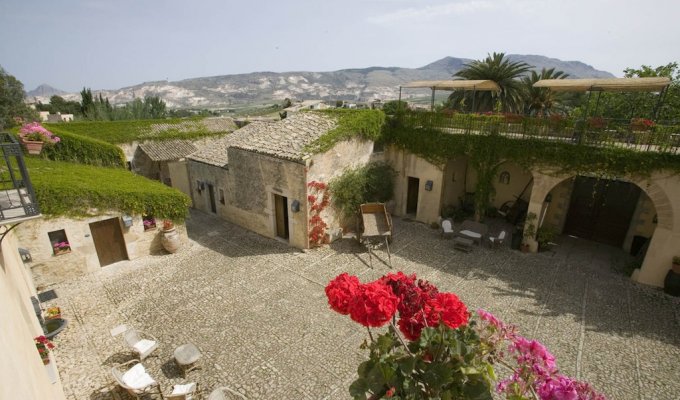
[89,218,128,267]
[274,194,289,239]
[207,184,217,213]
[563,177,640,247]
[406,177,420,215]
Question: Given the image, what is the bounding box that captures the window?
[142,215,156,231]
[219,189,225,205]
[48,230,70,256]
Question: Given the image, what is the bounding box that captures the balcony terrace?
[0,133,41,225]
[397,111,680,155]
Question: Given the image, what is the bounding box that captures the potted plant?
[673,256,680,274]
[536,225,557,252]
[52,241,71,255]
[44,306,61,320]
[161,219,181,253]
[18,122,60,155]
[630,118,656,132]
[34,335,55,365]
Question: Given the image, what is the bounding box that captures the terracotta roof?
[189,112,337,166]
[138,140,197,161]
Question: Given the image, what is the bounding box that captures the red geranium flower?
[349,281,398,327]
[325,273,360,315]
[434,292,469,329]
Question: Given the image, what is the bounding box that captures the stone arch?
[629,177,674,231]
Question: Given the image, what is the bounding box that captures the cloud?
[367,1,494,25]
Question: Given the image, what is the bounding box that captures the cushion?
[172,382,197,397]
[121,363,156,390]
[133,339,156,355]
[459,229,481,239]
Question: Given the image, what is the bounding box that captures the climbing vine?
[307,180,330,247]
[304,109,386,154]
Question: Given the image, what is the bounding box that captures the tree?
[582,62,680,121]
[0,67,37,129]
[48,95,82,116]
[447,52,531,113]
[382,100,408,115]
[522,68,569,116]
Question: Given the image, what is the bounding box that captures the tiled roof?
[138,140,198,161]
[189,112,337,166]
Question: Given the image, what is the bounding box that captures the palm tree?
[447,52,531,113]
[522,68,569,116]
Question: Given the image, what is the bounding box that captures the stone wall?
[0,230,67,399]
[386,147,445,225]
[307,138,376,240]
[16,214,187,288]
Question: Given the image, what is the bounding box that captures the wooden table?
[453,237,474,252]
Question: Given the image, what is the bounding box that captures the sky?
[1,0,678,93]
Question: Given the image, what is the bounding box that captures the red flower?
[385,387,396,398]
[349,281,398,327]
[325,273,361,315]
[433,292,469,329]
[307,195,317,204]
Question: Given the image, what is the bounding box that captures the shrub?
[329,162,395,222]
[40,126,126,167]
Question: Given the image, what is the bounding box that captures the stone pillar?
[523,171,571,253]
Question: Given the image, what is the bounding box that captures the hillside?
[33,54,614,109]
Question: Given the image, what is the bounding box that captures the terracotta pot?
[21,139,45,155]
[42,357,50,365]
[673,262,680,274]
[161,228,181,253]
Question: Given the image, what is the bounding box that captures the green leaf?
[348,378,369,399]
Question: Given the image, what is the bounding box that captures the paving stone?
[49,209,680,400]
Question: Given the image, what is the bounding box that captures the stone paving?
[47,210,680,399]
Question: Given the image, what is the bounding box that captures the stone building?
[187,112,380,249]
[133,139,197,199]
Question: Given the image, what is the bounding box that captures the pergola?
[533,77,672,119]
[399,80,501,111]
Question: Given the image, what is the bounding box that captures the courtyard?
[49,209,680,399]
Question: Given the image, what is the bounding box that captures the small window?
[142,215,156,231]
[48,230,71,256]
[219,189,225,205]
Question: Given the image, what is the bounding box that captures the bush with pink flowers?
[326,272,606,400]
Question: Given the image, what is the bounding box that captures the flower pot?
[161,228,181,253]
[672,262,680,274]
[664,270,680,296]
[20,139,45,155]
[42,357,50,365]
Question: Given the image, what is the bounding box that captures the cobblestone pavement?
[48,210,680,399]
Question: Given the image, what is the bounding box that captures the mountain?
[26,84,67,99]
[40,55,615,109]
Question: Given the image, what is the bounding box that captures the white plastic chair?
[440,219,454,238]
[111,360,163,400]
[166,382,199,400]
[123,328,159,361]
[489,230,507,248]
[208,386,247,400]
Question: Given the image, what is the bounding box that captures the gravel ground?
[46,209,680,399]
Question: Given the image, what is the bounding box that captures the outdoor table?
[453,237,474,252]
[174,343,202,376]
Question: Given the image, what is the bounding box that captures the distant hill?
[26,84,66,99]
[35,55,615,108]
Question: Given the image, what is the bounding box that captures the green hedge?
[45,117,234,144]
[27,158,190,220]
[41,126,126,167]
[304,109,386,153]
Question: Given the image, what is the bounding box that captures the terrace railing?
[398,111,680,155]
[0,133,41,225]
